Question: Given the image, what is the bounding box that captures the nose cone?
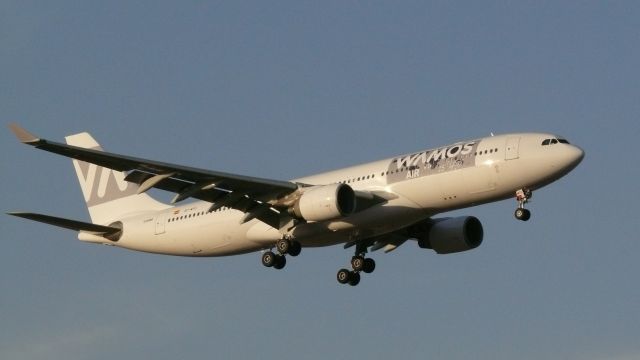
[559,144,585,174]
[568,145,585,167]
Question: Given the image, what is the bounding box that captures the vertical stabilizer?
[65,133,169,224]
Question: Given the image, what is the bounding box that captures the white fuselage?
[88,133,583,257]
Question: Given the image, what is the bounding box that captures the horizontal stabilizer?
[8,123,40,143]
[7,212,121,235]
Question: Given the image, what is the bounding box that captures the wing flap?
[125,171,282,228]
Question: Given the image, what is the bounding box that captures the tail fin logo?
[73,160,138,207]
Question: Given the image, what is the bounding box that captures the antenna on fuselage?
[490,132,495,137]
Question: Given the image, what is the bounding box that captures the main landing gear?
[336,254,376,286]
[261,238,301,270]
[514,188,532,221]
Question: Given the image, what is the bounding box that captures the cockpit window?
[542,137,570,146]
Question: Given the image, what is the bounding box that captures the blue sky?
[2,1,639,359]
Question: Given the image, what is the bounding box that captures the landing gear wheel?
[515,208,531,221]
[348,271,361,286]
[351,256,365,272]
[273,254,286,269]
[514,188,532,221]
[261,251,276,267]
[362,258,376,274]
[288,241,301,257]
[276,239,291,255]
[337,268,351,284]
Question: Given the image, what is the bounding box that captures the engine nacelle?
[417,216,483,254]
[290,184,356,222]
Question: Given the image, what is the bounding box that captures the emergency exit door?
[505,137,520,160]
[155,215,166,235]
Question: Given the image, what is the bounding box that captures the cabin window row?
[475,148,499,155]
[168,207,230,222]
[336,148,501,184]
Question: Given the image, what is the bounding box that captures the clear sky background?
[2,2,639,359]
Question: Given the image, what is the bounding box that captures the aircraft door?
[505,137,520,160]
[155,214,166,235]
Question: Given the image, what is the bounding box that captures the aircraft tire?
[351,256,365,272]
[348,272,361,286]
[273,254,286,269]
[337,269,351,284]
[288,241,301,257]
[262,251,276,267]
[515,208,531,221]
[362,258,376,274]
[276,239,290,255]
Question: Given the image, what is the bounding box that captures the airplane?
[7,124,584,286]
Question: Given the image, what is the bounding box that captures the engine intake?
[290,184,356,222]
[416,216,483,254]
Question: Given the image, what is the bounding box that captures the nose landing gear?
[514,188,532,221]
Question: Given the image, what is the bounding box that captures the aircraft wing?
[9,124,297,199]
[344,232,410,254]
[9,124,387,229]
[9,123,301,229]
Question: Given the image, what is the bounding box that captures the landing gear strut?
[337,251,376,286]
[261,238,301,270]
[514,188,532,221]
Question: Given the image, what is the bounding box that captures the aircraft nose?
[561,144,585,172]
[569,145,585,166]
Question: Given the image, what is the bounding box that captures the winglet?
[8,123,40,143]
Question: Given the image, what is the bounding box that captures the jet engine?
[289,184,356,222]
[415,216,483,254]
